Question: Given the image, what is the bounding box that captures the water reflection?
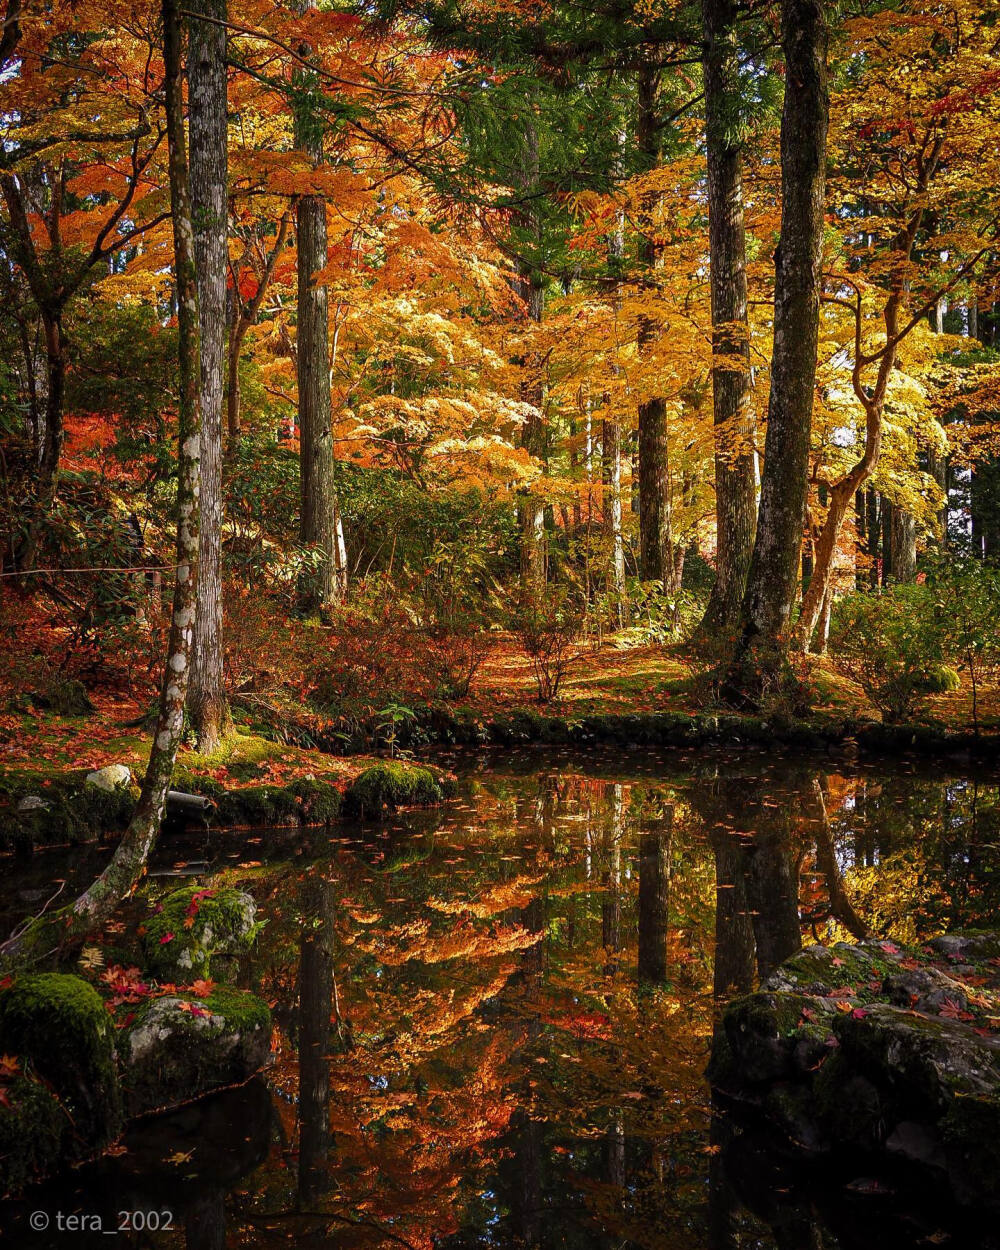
[5,750,1000,1249]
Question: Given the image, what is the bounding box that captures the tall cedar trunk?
[636,63,677,591]
[187,0,231,751]
[731,0,828,687]
[699,0,757,636]
[0,173,68,571]
[295,11,346,612]
[890,507,917,582]
[1,0,201,969]
[602,416,625,621]
[519,276,547,588]
[601,208,626,619]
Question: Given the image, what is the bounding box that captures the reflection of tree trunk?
[745,830,802,981]
[513,1111,543,1247]
[602,784,623,976]
[810,779,870,940]
[638,813,672,984]
[184,1190,226,1250]
[707,1104,740,1250]
[297,878,335,1206]
[712,830,755,1002]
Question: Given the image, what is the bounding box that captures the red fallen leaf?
[190,979,215,998]
[800,1007,817,1023]
[831,956,845,967]
[974,1027,993,1037]
[851,1008,868,1020]
[159,932,175,945]
[880,941,899,955]
[0,976,13,992]
[836,1001,854,1014]
[938,997,970,1020]
[828,986,857,998]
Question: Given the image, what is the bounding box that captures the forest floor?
[2,638,998,802]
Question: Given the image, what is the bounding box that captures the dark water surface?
[3,746,1000,1249]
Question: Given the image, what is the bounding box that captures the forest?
[2,0,1000,1245]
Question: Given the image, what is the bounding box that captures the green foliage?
[831,585,946,723]
[928,559,1000,732]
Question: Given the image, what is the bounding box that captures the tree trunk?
[638,397,676,589]
[636,60,676,589]
[890,506,916,582]
[518,274,547,590]
[295,12,346,613]
[729,0,829,694]
[699,0,757,637]
[187,0,232,752]
[1,0,201,969]
[603,417,625,621]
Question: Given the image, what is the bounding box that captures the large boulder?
[0,973,123,1193]
[141,885,260,980]
[120,986,272,1116]
[711,934,1000,1209]
[342,762,444,818]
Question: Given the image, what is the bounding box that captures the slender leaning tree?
[1,0,202,968]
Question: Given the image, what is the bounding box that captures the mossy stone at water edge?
[0,1075,67,1195]
[712,934,1000,1207]
[343,762,444,818]
[120,986,272,1115]
[141,885,261,980]
[0,973,123,1151]
[0,772,136,853]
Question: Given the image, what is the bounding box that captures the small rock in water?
[16,794,50,812]
[85,764,132,792]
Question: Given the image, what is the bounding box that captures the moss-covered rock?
[0,973,122,1149]
[141,885,260,980]
[343,762,444,818]
[0,773,136,852]
[120,986,272,1115]
[0,1073,68,1196]
[287,777,342,824]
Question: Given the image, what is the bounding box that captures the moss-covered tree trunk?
[295,4,347,614]
[0,0,201,970]
[729,0,829,695]
[699,0,758,636]
[187,0,232,752]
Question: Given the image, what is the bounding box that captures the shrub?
[509,585,583,702]
[929,559,1000,733]
[831,586,945,723]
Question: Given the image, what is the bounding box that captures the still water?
[4,746,1000,1249]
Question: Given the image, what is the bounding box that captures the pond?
[3,746,1000,1249]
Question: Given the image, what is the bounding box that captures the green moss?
[121,986,272,1115]
[213,784,302,827]
[0,1074,67,1196]
[287,778,342,823]
[343,762,444,818]
[142,885,260,980]
[0,773,136,852]
[0,973,122,1149]
[940,1093,1000,1200]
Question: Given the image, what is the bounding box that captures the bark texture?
[732,0,829,685]
[187,0,231,751]
[1,0,201,969]
[635,61,678,594]
[295,10,346,612]
[699,0,757,636]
